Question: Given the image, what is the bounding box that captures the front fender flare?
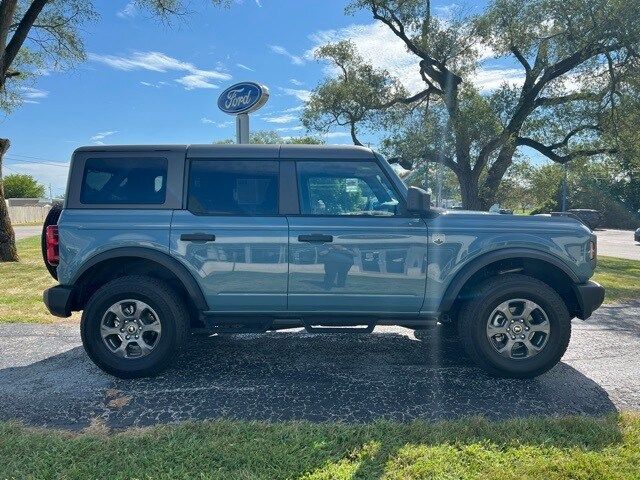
[438,248,580,313]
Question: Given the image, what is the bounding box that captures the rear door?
[287,159,428,314]
[170,149,289,313]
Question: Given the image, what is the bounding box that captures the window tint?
[80,157,167,205]
[188,160,279,215]
[297,161,401,216]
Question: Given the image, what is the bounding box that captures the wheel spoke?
[529,321,550,334]
[496,338,515,356]
[523,339,542,356]
[520,300,536,320]
[143,321,161,333]
[100,324,121,338]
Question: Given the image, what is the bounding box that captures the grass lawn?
[0,236,638,324]
[0,414,638,479]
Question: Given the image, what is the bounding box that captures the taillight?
[46,225,59,265]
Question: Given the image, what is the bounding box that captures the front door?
[171,159,288,313]
[288,160,428,314]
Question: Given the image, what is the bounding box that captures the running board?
[302,321,375,334]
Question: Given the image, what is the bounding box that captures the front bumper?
[574,280,605,320]
[43,285,74,318]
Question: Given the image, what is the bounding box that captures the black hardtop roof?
[73,144,376,159]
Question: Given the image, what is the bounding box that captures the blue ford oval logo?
[217,82,269,115]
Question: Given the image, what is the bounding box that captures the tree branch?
[2,0,50,77]
[516,137,616,163]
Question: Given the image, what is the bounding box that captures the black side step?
[302,322,375,334]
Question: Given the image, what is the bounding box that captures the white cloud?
[282,104,305,113]
[236,63,254,72]
[276,126,305,132]
[117,1,137,18]
[255,0,262,6]
[90,130,117,142]
[89,51,232,90]
[281,87,312,102]
[263,114,297,124]
[290,78,304,86]
[22,87,48,99]
[202,118,233,128]
[6,162,70,195]
[308,22,519,94]
[324,132,350,138]
[269,45,305,65]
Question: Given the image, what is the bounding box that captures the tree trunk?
[0,138,18,262]
[456,168,484,211]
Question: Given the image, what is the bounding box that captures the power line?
[4,156,70,168]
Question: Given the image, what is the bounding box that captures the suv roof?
[73,144,375,160]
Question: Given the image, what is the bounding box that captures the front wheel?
[81,276,189,378]
[457,274,571,378]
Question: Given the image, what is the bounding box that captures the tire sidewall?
[466,280,570,375]
[81,283,179,376]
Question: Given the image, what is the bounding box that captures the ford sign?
[217,82,269,115]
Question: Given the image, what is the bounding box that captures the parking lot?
[0,300,638,430]
[596,229,640,260]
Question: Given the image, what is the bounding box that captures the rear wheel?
[457,274,571,378]
[81,275,189,378]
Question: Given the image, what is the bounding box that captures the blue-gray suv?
[42,144,604,378]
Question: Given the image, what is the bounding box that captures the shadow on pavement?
[0,329,618,430]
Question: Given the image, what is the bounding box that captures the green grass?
[0,236,638,324]
[593,256,640,303]
[0,414,638,479]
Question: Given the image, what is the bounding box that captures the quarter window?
[80,157,167,205]
[188,160,279,215]
[297,161,401,216]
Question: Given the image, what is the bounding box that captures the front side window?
[80,157,167,204]
[188,160,279,215]
[297,161,401,216]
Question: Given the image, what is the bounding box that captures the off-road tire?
[457,274,571,378]
[81,275,189,378]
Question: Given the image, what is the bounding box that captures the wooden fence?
[8,205,51,225]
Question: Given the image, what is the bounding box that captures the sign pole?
[236,113,250,144]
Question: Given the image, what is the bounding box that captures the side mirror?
[407,186,430,215]
[388,157,414,170]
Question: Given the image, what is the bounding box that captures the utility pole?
[49,183,52,201]
[561,163,568,212]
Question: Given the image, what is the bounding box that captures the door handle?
[298,234,333,243]
[180,233,216,242]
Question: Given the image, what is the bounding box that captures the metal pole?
[561,163,568,212]
[437,161,443,207]
[236,113,250,144]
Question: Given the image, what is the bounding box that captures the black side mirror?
[407,186,430,215]
[388,157,414,170]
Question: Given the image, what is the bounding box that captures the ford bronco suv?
[42,144,604,379]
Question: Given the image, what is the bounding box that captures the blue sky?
[2,0,525,196]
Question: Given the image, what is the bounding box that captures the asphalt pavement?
[0,301,638,430]
[596,229,640,260]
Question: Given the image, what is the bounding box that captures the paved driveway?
[596,229,640,260]
[12,225,41,240]
[0,302,638,430]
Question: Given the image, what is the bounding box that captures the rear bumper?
[43,285,74,318]
[574,280,605,320]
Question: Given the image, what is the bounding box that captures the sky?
[1,0,529,197]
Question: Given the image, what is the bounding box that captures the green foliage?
[309,0,640,209]
[215,130,325,145]
[2,173,45,198]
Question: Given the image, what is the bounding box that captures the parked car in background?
[42,144,604,379]
[567,209,602,230]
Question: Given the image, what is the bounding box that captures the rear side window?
[80,157,167,205]
[188,160,279,215]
